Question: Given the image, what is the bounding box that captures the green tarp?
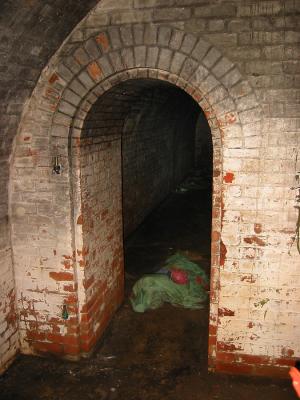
[130,253,209,313]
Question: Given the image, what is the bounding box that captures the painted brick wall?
[4,0,300,377]
[0,0,99,371]
[78,136,124,352]
[0,249,18,374]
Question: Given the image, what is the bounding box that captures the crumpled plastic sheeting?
[130,253,209,313]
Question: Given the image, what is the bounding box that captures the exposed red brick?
[244,235,266,246]
[193,91,202,102]
[45,87,60,99]
[80,332,97,353]
[63,284,76,292]
[46,332,64,344]
[209,324,217,335]
[238,354,270,365]
[80,306,89,317]
[67,325,80,336]
[63,335,79,346]
[62,260,72,269]
[211,230,220,242]
[87,62,102,81]
[211,254,219,266]
[79,259,87,267]
[220,240,227,267]
[211,241,219,256]
[83,276,95,289]
[96,33,109,50]
[26,330,46,341]
[64,344,80,355]
[65,294,78,304]
[218,307,235,317]
[216,352,236,363]
[34,341,64,354]
[66,317,78,326]
[5,290,17,329]
[209,335,217,346]
[274,357,296,367]
[218,342,242,352]
[79,324,92,336]
[49,271,74,281]
[6,9,299,379]
[223,172,235,183]
[77,215,83,225]
[51,324,61,334]
[67,304,78,314]
[48,317,61,324]
[48,73,59,84]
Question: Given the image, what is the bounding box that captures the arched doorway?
[69,76,214,354]
[10,25,255,370]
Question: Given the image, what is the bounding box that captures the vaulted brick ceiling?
[0,0,99,156]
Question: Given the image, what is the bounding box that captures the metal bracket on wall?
[52,156,63,175]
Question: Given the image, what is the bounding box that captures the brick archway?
[68,69,223,361]
[10,25,261,368]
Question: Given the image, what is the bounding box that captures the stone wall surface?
[1,0,300,376]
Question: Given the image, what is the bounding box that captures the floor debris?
[130,253,209,312]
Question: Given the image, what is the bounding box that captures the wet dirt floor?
[0,174,296,399]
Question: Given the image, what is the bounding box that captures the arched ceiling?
[0,0,99,156]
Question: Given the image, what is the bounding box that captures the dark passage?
[0,176,294,400]
[124,171,212,278]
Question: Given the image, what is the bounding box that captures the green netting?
[130,253,209,313]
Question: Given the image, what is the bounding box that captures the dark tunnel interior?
[82,78,213,277]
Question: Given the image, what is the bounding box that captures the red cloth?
[290,367,300,398]
[170,269,189,285]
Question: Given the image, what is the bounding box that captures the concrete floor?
[0,174,295,399]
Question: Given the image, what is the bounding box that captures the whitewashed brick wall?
[3,0,299,376]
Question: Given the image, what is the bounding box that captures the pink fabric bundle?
[170,268,189,285]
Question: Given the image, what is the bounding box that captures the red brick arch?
[67,68,225,363]
[10,24,261,368]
